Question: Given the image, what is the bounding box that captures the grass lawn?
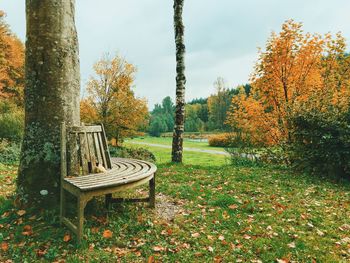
[126,136,225,152]
[1,147,350,262]
[124,142,229,166]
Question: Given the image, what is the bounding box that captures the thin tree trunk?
[172,0,186,163]
[17,0,80,207]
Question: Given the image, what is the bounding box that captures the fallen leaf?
[276,259,289,263]
[17,210,26,216]
[153,245,165,252]
[191,232,200,238]
[148,255,155,263]
[1,242,9,252]
[102,230,113,239]
[63,234,71,242]
[22,225,33,236]
[91,227,99,234]
[228,204,238,210]
[243,234,251,240]
[218,235,225,241]
[316,229,325,236]
[208,246,214,252]
[287,242,296,248]
[36,249,47,257]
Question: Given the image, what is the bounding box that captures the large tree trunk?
[171,0,186,163]
[17,0,80,207]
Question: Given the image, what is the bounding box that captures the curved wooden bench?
[60,123,157,243]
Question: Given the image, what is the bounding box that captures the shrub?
[208,133,232,147]
[109,146,156,163]
[0,100,24,142]
[0,140,21,164]
[289,108,350,178]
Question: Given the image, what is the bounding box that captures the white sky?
[1,0,350,108]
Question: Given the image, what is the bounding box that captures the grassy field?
[125,136,228,166]
[1,146,350,262]
[126,136,225,152]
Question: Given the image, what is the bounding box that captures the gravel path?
[128,141,230,156]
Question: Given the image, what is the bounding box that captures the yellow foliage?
[80,54,149,144]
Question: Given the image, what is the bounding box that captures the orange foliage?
[80,54,149,144]
[227,20,350,146]
[0,11,24,103]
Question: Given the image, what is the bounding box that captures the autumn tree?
[18,0,81,206]
[172,0,186,163]
[226,20,350,147]
[81,54,148,145]
[0,10,24,104]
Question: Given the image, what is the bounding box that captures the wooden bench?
[60,122,157,243]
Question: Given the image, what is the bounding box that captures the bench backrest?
[60,122,112,178]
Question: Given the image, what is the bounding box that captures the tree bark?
[17,0,80,207]
[171,0,186,163]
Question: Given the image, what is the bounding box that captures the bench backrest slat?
[61,122,112,178]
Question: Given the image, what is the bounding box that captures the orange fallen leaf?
[1,242,9,252]
[63,234,71,242]
[103,229,113,239]
[148,255,155,263]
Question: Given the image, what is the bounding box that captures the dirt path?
[128,141,230,156]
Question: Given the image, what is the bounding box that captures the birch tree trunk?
[17,0,80,207]
[172,0,186,163]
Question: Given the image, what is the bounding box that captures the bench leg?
[149,174,156,208]
[105,194,112,210]
[60,187,66,224]
[77,196,86,244]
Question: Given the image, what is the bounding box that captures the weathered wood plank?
[79,133,90,175]
[100,123,112,169]
[93,133,103,166]
[98,132,107,168]
[70,125,102,133]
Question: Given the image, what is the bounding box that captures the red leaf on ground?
[1,242,9,252]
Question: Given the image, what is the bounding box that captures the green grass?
[124,143,229,166]
[126,136,225,152]
[1,150,350,261]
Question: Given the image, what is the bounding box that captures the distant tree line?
[148,77,251,136]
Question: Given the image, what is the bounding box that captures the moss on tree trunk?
[172,0,186,163]
[17,0,80,207]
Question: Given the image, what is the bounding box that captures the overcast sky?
[1,0,350,108]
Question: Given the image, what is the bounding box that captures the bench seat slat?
[64,159,154,185]
[63,158,157,191]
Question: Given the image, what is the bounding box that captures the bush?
[289,108,350,178]
[0,140,21,164]
[208,133,232,147]
[109,146,156,163]
[0,100,24,142]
